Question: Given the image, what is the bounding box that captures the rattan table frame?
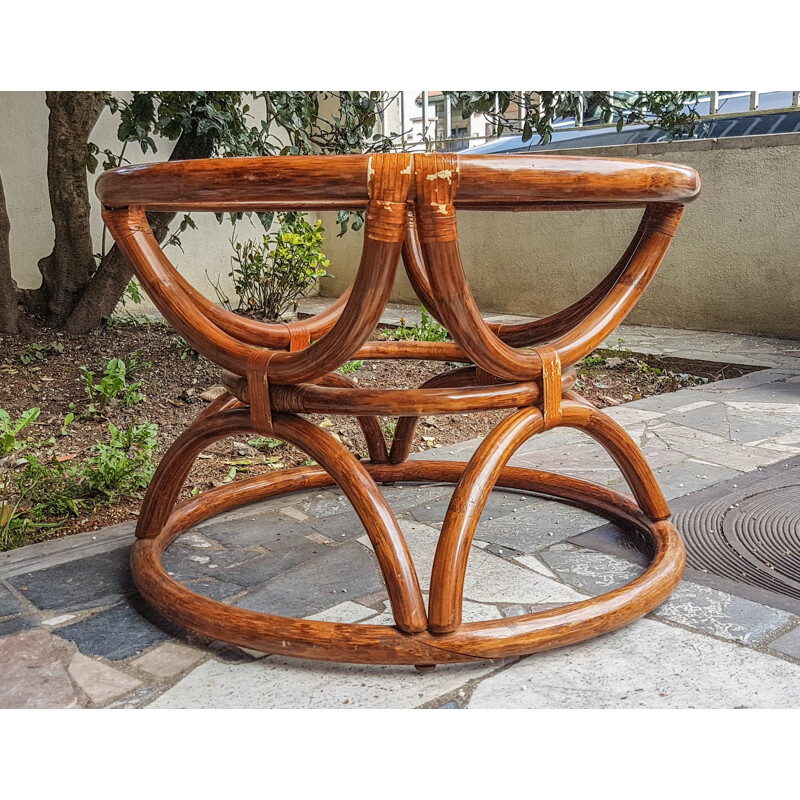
[97,152,700,667]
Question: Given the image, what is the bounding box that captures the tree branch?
[0,171,20,333]
[64,129,215,334]
[21,92,108,325]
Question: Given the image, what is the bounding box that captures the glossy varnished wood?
[99,151,697,666]
[97,153,701,211]
[132,458,684,663]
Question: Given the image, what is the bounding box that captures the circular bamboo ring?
[131,459,685,666]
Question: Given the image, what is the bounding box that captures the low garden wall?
[320,132,800,340]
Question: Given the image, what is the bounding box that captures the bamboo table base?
[97,151,701,667]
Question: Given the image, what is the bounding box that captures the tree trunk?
[0,171,19,333]
[64,130,216,334]
[21,92,108,326]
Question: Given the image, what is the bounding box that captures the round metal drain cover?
[673,482,800,601]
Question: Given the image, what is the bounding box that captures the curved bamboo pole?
[314,372,388,463]
[137,407,427,633]
[413,156,685,380]
[402,205,655,350]
[400,206,446,325]
[173,275,352,349]
[386,365,576,465]
[482,207,654,348]
[427,399,671,633]
[96,153,701,211]
[428,407,545,632]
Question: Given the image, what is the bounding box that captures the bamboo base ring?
[131,458,686,666]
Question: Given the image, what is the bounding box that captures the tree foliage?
[445,91,703,145]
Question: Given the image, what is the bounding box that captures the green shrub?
[247,436,284,451]
[13,454,87,518]
[579,354,607,375]
[383,419,397,437]
[0,471,63,551]
[121,279,144,306]
[210,212,331,321]
[14,421,159,521]
[171,336,200,360]
[82,422,158,501]
[18,341,63,365]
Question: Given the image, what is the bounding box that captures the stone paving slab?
[147,655,503,709]
[181,576,244,601]
[53,601,179,661]
[232,541,385,617]
[0,629,78,709]
[0,520,135,580]
[357,519,584,605]
[407,489,523,525]
[6,546,135,612]
[67,652,142,705]
[540,543,794,644]
[210,540,324,589]
[0,584,25,618]
[478,501,608,552]
[612,459,744,501]
[467,618,800,709]
[0,614,37,637]
[768,625,800,659]
[130,642,206,678]
[198,513,318,550]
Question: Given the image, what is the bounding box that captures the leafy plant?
[339,360,364,375]
[579,355,607,375]
[0,471,63,551]
[81,353,151,412]
[120,279,144,306]
[122,350,152,377]
[388,307,448,342]
[107,311,153,329]
[247,436,284,451]
[171,336,200,360]
[18,341,63,365]
[13,454,87,518]
[210,213,332,321]
[82,421,158,501]
[383,419,397,437]
[444,91,704,145]
[60,413,74,436]
[14,420,159,525]
[0,407,41,456]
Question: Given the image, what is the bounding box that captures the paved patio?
[1,323,800,708]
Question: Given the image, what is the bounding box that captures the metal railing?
[381,91,800,152]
